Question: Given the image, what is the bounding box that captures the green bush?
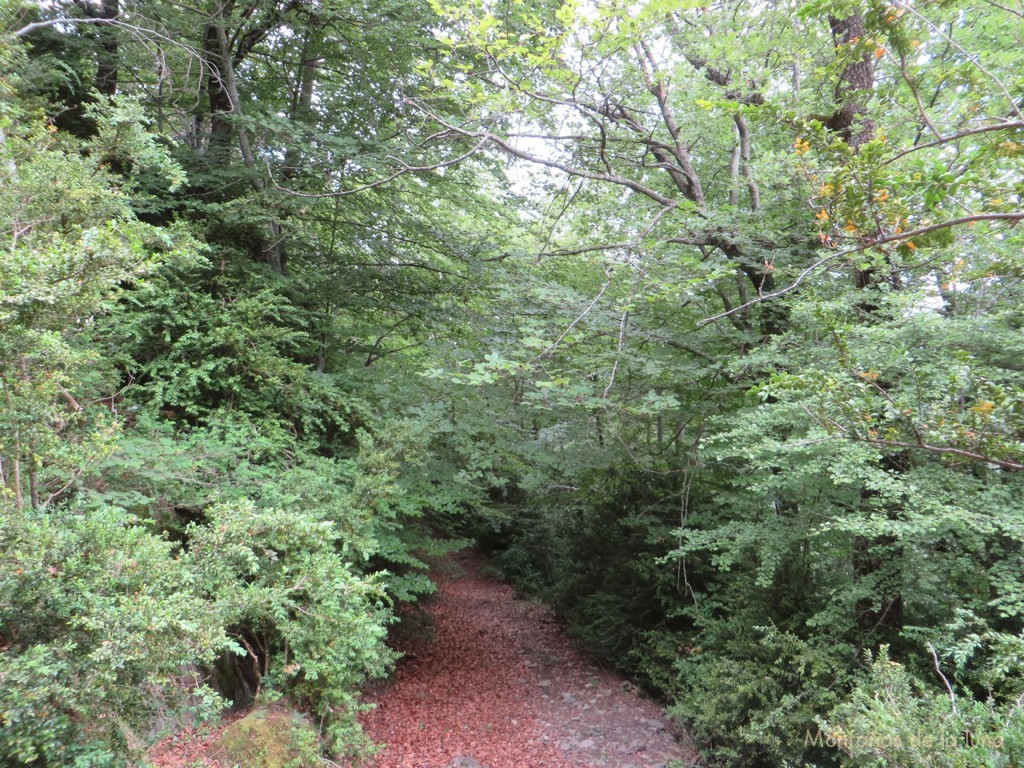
[0,505,226,766]
[668,625,852,768]
[185,501,396,756]
[826,649,1024,768]
[210,705,322,768]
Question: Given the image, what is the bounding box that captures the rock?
[538,678,552,687]
[628,738,648,753]
[446,757,487,768]
[647,718,666,731]
[209,705,319,768]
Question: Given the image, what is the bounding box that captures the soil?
[360,550,699,768]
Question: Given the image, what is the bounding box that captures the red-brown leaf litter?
[147,713,240,768]
[361,551,695,768]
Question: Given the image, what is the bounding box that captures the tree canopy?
[1,0,1023,765]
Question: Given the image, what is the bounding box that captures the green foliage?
[669,627,852,768]
[0,506,226,766]
[425,1,1024,766]
[186,501,395,754]
[826,649,1024,768]
[0,97,196,512]
[6,0,1024,766]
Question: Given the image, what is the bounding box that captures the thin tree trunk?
[283,18,321,181]
[211,18,286,274]
[827,13,877,147]
[12,456,22,512]
[28,440,39,510]
[203,22,235,163]
[733,114,760,211]
[4,377,23,512]
[93,0,119,96]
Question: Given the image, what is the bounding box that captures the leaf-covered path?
[360,552,697,768]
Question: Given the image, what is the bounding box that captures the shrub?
[668,625,853,768]
[185,501,396,756]
[0,505,226,766]
[825,649,1024,768]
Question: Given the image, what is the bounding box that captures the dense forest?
[1,0,1023,765]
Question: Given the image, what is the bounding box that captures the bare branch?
[14,16,208,66]
[662,339,719,365]
[56,384,83,413]
[856,437,1024,472]
[634,40,705,206]
[698,212,1024,328]
[15,16,112,37]
[810,401,1024,472]
[267,135,489,199]
[882,121,1024,165]
[602,309,629,399]
[530,273,612,363]
[409,100,681,208]
[928,643,959,715]
[978,0,1024,18]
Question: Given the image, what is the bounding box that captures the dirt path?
[360,551,698,768]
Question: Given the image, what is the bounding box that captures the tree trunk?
[92,0,119,96]
[209,16,286,274]
[203,22,235,165]
[827,14,877,148]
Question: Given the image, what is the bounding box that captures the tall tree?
[420,0,1024,764]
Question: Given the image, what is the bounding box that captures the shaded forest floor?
[360,551,697,768]
[149,551,698,768]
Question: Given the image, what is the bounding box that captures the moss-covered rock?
[210,705,320,768]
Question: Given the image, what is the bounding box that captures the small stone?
[577,738,597,750]
[647,718,666,731]
[538,679,552,687]
[446,758,486,768]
